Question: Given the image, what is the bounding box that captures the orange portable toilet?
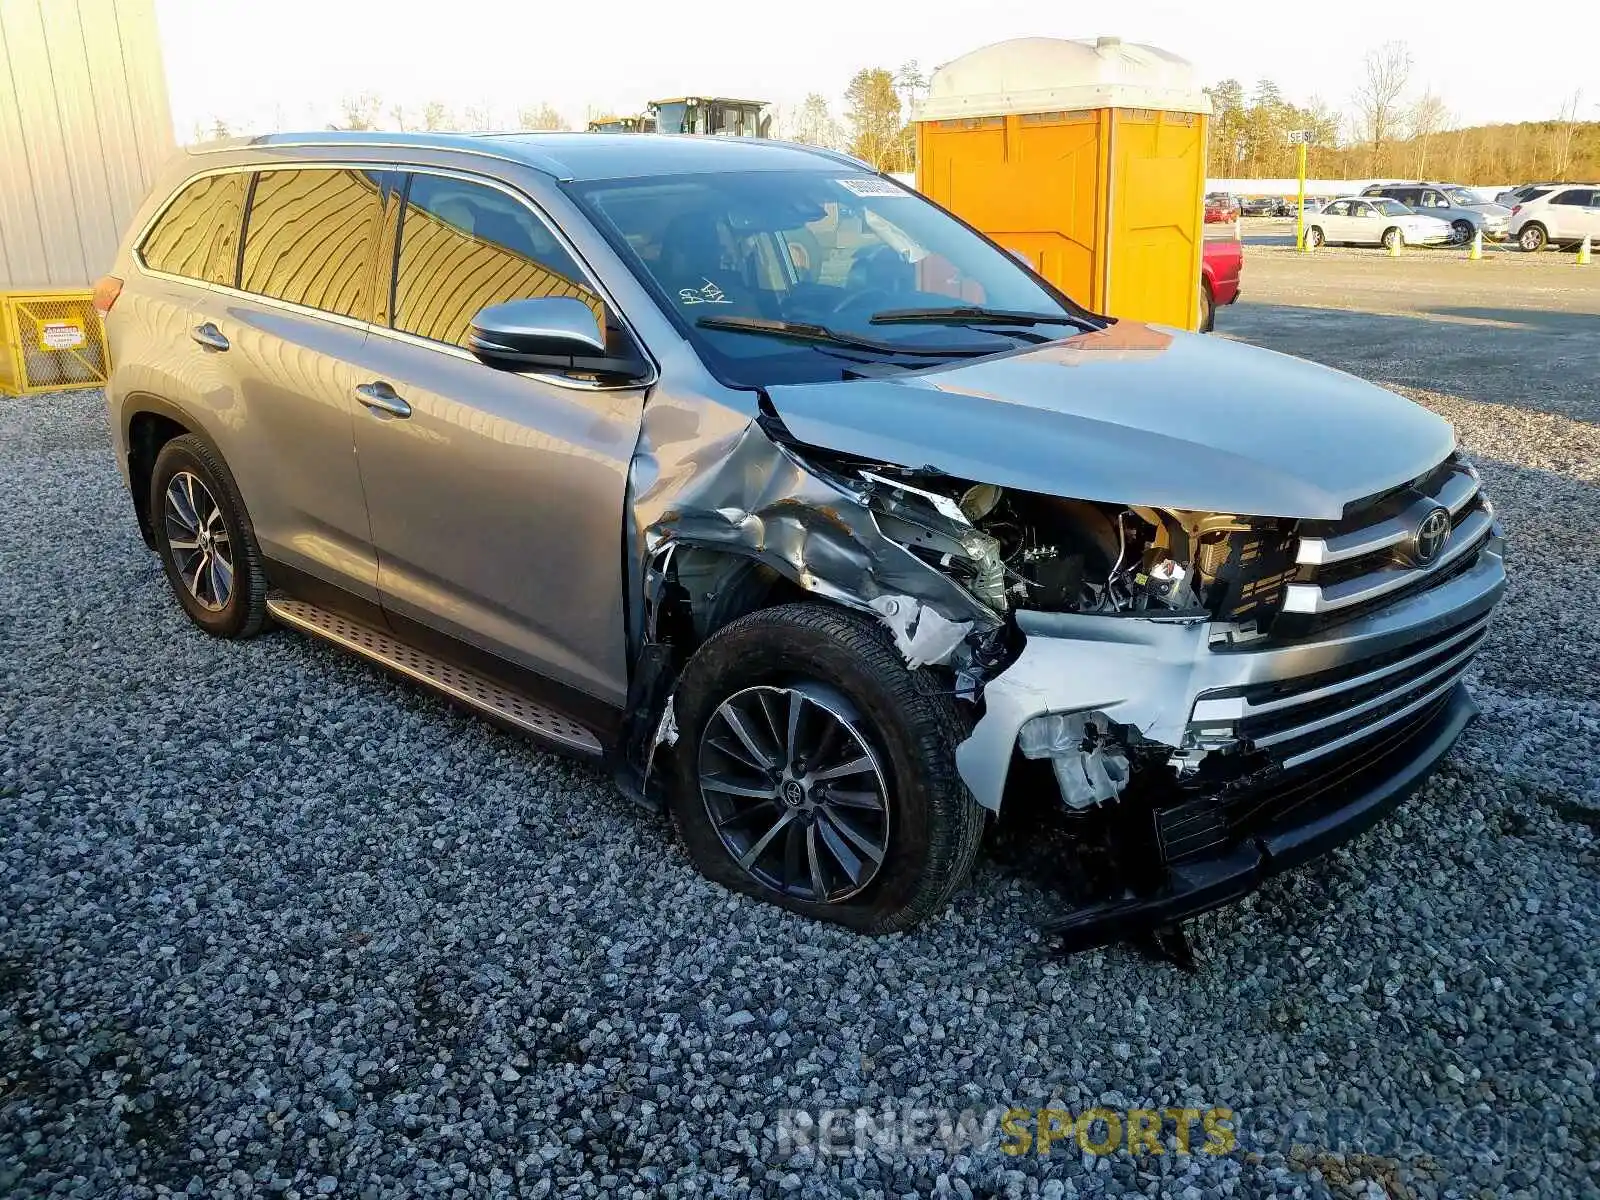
[915,37,1212,330]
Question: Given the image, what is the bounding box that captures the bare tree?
[337,92,384,131]
[894,60,928,112]
[792,92,843,150]
[517,103,568,132]
[421,101,457,132]
[1548,90,1584,178]
[388,103,409,132]
[1353,42,1412,173]
[194,117,232,142]
[1406,90,1450,177]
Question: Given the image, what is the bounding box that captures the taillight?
[92,275,122,314]
[1510,204,1522,216]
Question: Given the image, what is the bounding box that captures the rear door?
[1319,200,1355,242]
[1545,189,1593,241]
[186,166,391,599]
[344,170,646,707]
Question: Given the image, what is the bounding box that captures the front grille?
[1158,687,1459,863]
[1191,608,1489,774]
[1273,456,1494,637]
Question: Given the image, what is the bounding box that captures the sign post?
[1288,130,1312,250]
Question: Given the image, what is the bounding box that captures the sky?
[153,0,1596,141]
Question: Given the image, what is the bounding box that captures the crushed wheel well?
[127,410,190,547]
[663,547,811,653]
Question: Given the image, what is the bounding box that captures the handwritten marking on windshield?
[678,278,734,305]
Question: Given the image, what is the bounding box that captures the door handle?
[355,381,411,419]
[190,323,230,352]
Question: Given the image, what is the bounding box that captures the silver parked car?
[1360,182,1511,242]
[1303,196,1455,248]
[100,133,1506,946]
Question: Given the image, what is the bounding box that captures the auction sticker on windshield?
[837,177,909,198]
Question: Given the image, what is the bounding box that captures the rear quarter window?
[139,172,248,285]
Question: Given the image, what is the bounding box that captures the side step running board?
[265,598,603,756]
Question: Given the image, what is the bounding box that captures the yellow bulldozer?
[587,97,771,137]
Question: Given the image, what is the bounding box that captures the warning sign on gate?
[38,318,87,350]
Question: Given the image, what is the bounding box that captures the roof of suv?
[198,130,867,182]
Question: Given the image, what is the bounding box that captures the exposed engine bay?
[855,463,1292,629]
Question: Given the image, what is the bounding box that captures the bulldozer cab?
[648,97,771,137]
[587,114,655,134]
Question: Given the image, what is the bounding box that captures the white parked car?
[1507,185,1600,251]
[1304,197,1454,249]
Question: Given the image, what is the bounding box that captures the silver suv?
[102,133,1506,946]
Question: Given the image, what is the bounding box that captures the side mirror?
[470,296,605,358]
[467,296,651,384]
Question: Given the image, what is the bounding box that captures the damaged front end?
[617,384,1505,954]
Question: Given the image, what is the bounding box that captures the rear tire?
[1199,281,1216,333]
[1451,219,1474,245]
[669,602,985,932]
[1518,223,1548,252]
[1381,226,1403,250]
[150,435,269,639]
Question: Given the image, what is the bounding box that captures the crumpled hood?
[765,322,1455,520]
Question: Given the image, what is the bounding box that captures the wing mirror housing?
[468,297,651,383]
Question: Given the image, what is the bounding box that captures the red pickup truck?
[1200,238,1242,332]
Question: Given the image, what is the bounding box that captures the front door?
[346,171,645,707]
[1347,200,1383,244]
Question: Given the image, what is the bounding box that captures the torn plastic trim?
[869,595,972,670]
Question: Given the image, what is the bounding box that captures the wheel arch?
[123,393,213,548]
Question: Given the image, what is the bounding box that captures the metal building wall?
[0,0,175,289]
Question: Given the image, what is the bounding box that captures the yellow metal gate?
[0,290,110,395]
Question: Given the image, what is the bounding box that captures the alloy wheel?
[163,471,235,612]
[697,683,890,904]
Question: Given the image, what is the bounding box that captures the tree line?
[194,44,1594,186]
[1207,44,1593,182]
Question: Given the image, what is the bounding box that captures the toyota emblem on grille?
[1410,506,1451,565]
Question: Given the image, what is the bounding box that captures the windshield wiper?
[868,305,1096,329]
[695,315,990,357]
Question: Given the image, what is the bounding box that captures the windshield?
[1444,187,1479,205]
[567,170,1086,386]
[1374,199,1412,216]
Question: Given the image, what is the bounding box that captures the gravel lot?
[4,257,1599,1198]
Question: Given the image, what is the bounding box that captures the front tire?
[150,435,268,639]
[1305,225,1325,249]
[1382,226,1403,250]
[1518,223,1548,252]
[669,603,985,932]
[1451,219,1474,245]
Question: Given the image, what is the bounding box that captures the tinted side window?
[140,173,248,285]
[240,169,385,319]
[1552,189,1592,206]
[392,174,602,348]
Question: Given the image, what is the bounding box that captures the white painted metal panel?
[0,0,174,289]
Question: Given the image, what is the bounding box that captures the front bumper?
[954,529,1505,946]
[1044,684,1477,950]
